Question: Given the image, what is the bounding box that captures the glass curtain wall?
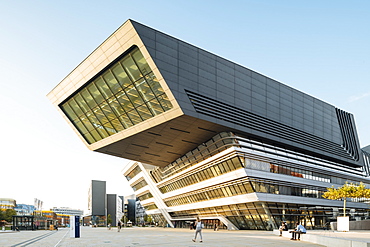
[61,46,173,144]
[167,202,358,230]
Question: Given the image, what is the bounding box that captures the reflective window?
[61,47,173,144]
[159,156,244,194]
[132,179,148,191]
[125,165,142,181]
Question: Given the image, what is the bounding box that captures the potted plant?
[323,182,370,231]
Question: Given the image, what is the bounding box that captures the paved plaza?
[2,226,370,247]
[0,226,330,247]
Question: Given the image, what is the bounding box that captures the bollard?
[70,216,80,238]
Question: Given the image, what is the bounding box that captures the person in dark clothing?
[190,221,195,230]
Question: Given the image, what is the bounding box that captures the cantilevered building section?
[48,19,370,230]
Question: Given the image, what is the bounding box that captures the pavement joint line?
[54,229,70,247]
[10,231,56,247]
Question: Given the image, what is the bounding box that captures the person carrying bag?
[192,217,204,243]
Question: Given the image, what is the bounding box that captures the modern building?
[107,194,123,226]
[126,196,136,224]
[0,198,16,210]
[87,180,106,226]
[48,19,370,230]
[14,204,36,215]
[51,207,83,216]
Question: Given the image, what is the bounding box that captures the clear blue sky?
[0,1,369,213]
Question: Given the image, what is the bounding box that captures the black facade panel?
[132,20,363,167]
[91,180,106,216]
[107,194,117,226]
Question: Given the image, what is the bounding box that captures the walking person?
[117,221,121,232]
[192,217,204,243]
[190,221,195,230]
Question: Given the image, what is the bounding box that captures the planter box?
[337,216,349,232]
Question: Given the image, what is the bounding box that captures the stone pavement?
[4,227,370,247]
[0,227,327,247]
[274,229,370,246]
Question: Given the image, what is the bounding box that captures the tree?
[107,214,112,226]
[0,209,16,223]
[322,182,370,217]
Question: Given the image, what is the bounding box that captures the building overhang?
[47,19,365,169]
[96,115,228,167]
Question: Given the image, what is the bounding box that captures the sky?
[0,1,369,213]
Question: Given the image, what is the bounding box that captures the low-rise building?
[51,207,83,216]
[0,198,16,210]
[14,204,35,215]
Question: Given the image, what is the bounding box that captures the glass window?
[238,184,247,193]
[122,56,141,82]
[81,88,97,108]
[90,129,102,142]
[94,106,109,124]
[88,84,104,105]
[226,159,235,170]
[232,185,241,195]
[103,122,117,135]
[214,165,222,176]
[60,47,173,144]
[95,77,113,99]
[100,102,115,121]
[204,168,213,179]
[232,157,242,168]
[223,161,232,172]
[74,119,88,134]
[132,49,151,75]
[228,185,236,196]
[75,95,89,113]
[116,91,133,109]
[147,76,162,95]
[210,166,218,176]
[96,126,109,138]
[109,100,125,116]
[126,85,145,107]
[83,133,95,144]
[218,163,227,174]
[103,70,120,92]
[62,104,77,120]
[225,187,233,197]
[112,63,131,89]
[68,99,83,117]
[81,115,94,131]
[135,79,155,102]
[136,104,153,121]
[157,93,172,111]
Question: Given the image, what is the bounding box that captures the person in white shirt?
[279,222,287,236]
[192,217,204,243]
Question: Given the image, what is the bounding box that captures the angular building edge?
[48,19,370,230]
